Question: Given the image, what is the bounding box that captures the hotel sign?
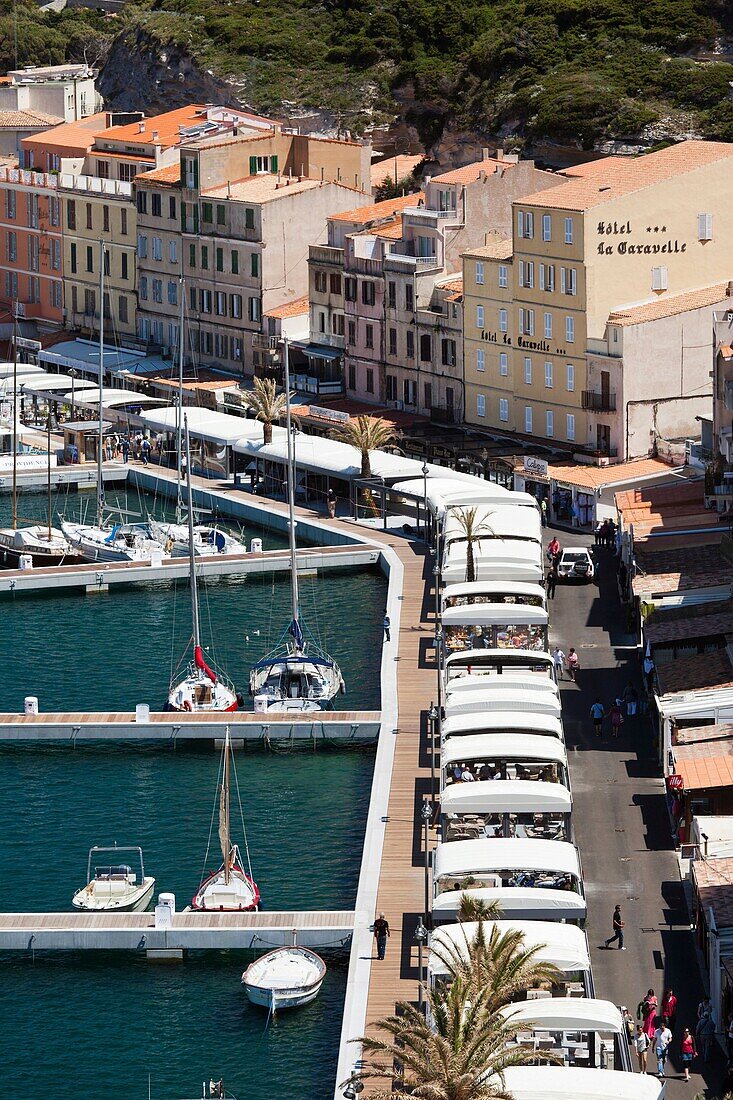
[596,220,687,256]
[524,455,549,478]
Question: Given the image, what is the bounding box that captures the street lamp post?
[427,701,438,802]
[414,916,428,1013]
[434,624,443,712]
[422,460,429,545]
[421,798,432,924]
[342,1074,363,1100]
[69,368,78,423]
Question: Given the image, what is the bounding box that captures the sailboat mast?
[11,303,17,530]
[282,337,300,632]
[46,413,52,542]
[223,728,231,885]
[96,238,105,529]
[175,278,184,523]
[184,416,201,650]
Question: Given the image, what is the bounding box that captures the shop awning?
[292,343,343,361]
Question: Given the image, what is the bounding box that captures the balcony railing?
[59,173,133,198]
[403,206,460,220]
[309,244,343,266]
[252,334,280,353]
[0,166,58,189]
[581,389,617,413]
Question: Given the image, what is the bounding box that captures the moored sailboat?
[191,728,259,912]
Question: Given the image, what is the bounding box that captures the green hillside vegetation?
[0,0,111,75]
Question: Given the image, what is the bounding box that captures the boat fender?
[183,699,193,712]
[236,692,245,709]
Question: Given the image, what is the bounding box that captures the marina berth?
[441,711,564,742]
[444,648,556,680]
[441,733,569,785]
[432,885,587,924]
[428,919,591,982]
[441,579,548,612]
[444,685,560,719]
[441,603,549,655]
[441,539,544,585]
[495,1067,665,1100]
[433,836,584,896]
[440,780,572,841]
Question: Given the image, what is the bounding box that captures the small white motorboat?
[150,518,247,558]
[242,932,326,1011]
[72,845,155,912]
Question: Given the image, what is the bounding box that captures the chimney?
[727,280,733,297]
[482,147,490,160]
[152,130,159,142]
[496,147,504,161]
[138,121,145,133]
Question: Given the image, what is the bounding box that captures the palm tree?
[331,415,396,479]
[457,892,501,923]
[241,377,291,444]
[452,507,494,584]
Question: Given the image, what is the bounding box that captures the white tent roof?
[442,711,563,740]
[690,815,733,857]
[432,886,586,922]
[16,373,99,396]
[496,1067,664,1100]
[441,489,538,509]
[498,998,624,1035]
[141,405,275,446]
[442,735,568,770]
[390,475,499,508]
[0,362,42,380]
[442,580,546,606]
[443,504,542,547]
[429,920,590,976]
[444,649,555,675]
[442,604,548,627]
[446,673,559,697]
[445,690,561,719]
[433,837,581,881]
[445,537,543,565]
[72,387,167,410]
[442,559,544,585]
[440,779,571,815]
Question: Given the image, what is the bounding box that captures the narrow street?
[548,528,727,1098]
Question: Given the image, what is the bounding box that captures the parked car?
[557,547,595,582]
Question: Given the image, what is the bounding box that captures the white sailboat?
[249,338,344,713]
[241,930,326,1011]
[167,418,241,713]
[191,728,259,911]
[72,845,155,913]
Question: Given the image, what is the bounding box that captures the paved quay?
[549,527,728,1099]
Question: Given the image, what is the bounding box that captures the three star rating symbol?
[645,225,667,233]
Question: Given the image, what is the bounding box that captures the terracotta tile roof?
[547,456,671,491]
[675,735,733,793]
[463,238,513,261]
[693,858,733,926]
[609,283,729,327]
[632,544,733,597]
[0,109,62,128]
[329,192,422,224]
[202,174,331,203]
[100,105,208,147]
[616,477,721,544]
[520,140,733,210]
[677,723,733,746]
[657,649,733,696]
[437,276,463,294]
[265,295,309,319]
[138,162,181,186]
[370,154,424,187]
[645,600,733,646]
[560,157,626,178]
[353,216,404,239]
[148,374,233,393]
[296,397,427,429]
[24,111,107,148]
[433,157,515,185]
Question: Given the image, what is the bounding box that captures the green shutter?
[249,155,257,175]
[181,201,186,232]
[216,247,223,272]
[193,158,199,189]
[231,250,239,275]
[251,253,259,278]
[270,155,278,174]
[193,206,199,234]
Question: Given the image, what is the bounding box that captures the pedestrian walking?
[661,988,677,1033]
[566,647,579,682]
[680,1027,697,1081]
[594,521,603,546]
[604,903,625,949]
[540,499,548,527]
[327,488,337,519]
[383,615,391,642]
[638,989,658,1039]
[699,1011,716,1062]
[643,655,655,692]
[122,437,130,463]
[141,437,151,466]
[623,683,638,717]
[552,645,566,681]
[609,700,624,738]
[547,536,561,564]
[373,912,390,960]
[590,698,605,737]
[654,1019,672,1077]
[635,1024,649,1074]
[545,565,557,600]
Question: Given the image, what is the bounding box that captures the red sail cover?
[194,644,217,684]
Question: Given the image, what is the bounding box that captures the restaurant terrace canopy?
[442,503,542,548]
[441,734,568,772]
[428,919,590,977]
[496,1067,664,1100]
[442,711,564,741]
[433,836,582,887]
[431,885,587,923]
[498,998,624,1035]
[440,779,572,816]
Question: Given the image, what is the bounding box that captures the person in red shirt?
[680,1027,697,1081]
[661,988,677,1032]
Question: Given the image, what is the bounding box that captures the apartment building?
[710,294,733,508]
[464,141,733,458]
[340,151,562,410]
[0,64,101,124]
[147,129,371,375]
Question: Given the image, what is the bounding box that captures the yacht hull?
[72,876,156,913]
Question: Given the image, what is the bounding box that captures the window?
[201,246,208,271]
[389,327,397,356]
[169,196,176,221]
[525,406,533,433]
[477,394,486,417]
[560,267,576,295]
[315,270,327,294]
[386,375,397,402]
[5,189,15,219]
[499,397,509,422]
[544,312,552,339]
[168,280,177,306]
[698,213,713,241]
[498,264,508,289]
[476,261,484,285]
[366,367,374,394]
[404,379,416,406]
[28,236,38,272]
[499,308,508,332]
[388,281,396,308]
[420,334,432,361]
[348,363,356,390]
[332,313,345,336]
[405,284,414,311]
[216,247,224,273]
[424,382,432,409]
[84,288,95,316]
[348,320,356,345]
[546,410,554,437]
[151,279,162,304]
[200,289,212,314]
[517,210,525,237]
[190,286,196,311]
[565,315,574,342]
[152,237,162,262]
[542,214,551,241]
[102,248,110,277]
[564,217,573,245]
[245,207,255,230]
[442,338,456,367]
[476,305,485,329]
[69,242,76,273]
[136,191,147,215]
[544,360,553,388]
[120,208,127,236]
[169,239,177,265]
[476,348,485,372]
[230,294,242,319]
[217,204,226,226]
[344,276,356,301]
[139,276,148,301]
[137,234,148,259]
[362,281,375,306]
[50,196,59,226]
[5,231,15,262]
[406,329,414,358]
[524,357,532,384]
[545,264,555,292]
[319,311,325,333]
[51,238,60,271]
[566,413,575,440]
[5,271,17,300]
[86,245,93,273]
[151,193,162,218]
[499,352,508,376]
[519,260,534,288]
[520,308,535,336]
[100,204,109,233]
[651,265,668,291]
[119,163,137,184]
[215,291,226,316]
[365,323,374,348]
[231,250,239,275]
[249,297,261,323]
[329,272,341,295]
[202,202,213,223]
[249,252,258,278]
[566,363,575,391]
[188,243,196,268]
[67,199,75,230]
[52,281,62,309]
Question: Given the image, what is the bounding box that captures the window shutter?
[180,202,186,232]
[193,206,199,234]
[249,155,257,175]
[539,264,545,291]
[560,267,566,294]
[518,260,524,287]
[192,159,199,188]
[270,155,278,174]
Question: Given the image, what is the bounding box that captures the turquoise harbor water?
[0,488,384,1099]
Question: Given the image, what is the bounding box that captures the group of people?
[588,683,639,737]
[594,518,618,549]
[102,431,161,466]
[633,988,717,1081]
[552,644,579,682]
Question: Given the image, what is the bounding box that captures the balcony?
[581,389,617,413]
[385,242,441,273]
[252,334,280,354]
[403,206,463,228]
[0,165,57,190]
[59,173,133,199]
[309,245,343,266]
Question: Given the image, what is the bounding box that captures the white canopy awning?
[390,475,499,510]
[442,604,548,627]
[446,673,559,697]
[498,998,624,1035]
[429,920,590,977]
[445,690,561,720]
[442,559,544,585]
[442,711,563,741]
[442,580,546,607]
[141,405,274,446]
[442,735,568,770]
[496,1068,664,1100]
[444,649,555,675]
[434,837,581,882]
[16,373,99,397]
[444,537,543,566]
[432,886,586,922]
[443,504,542,547]
[73,387,167,410]
[441,779,571,815]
